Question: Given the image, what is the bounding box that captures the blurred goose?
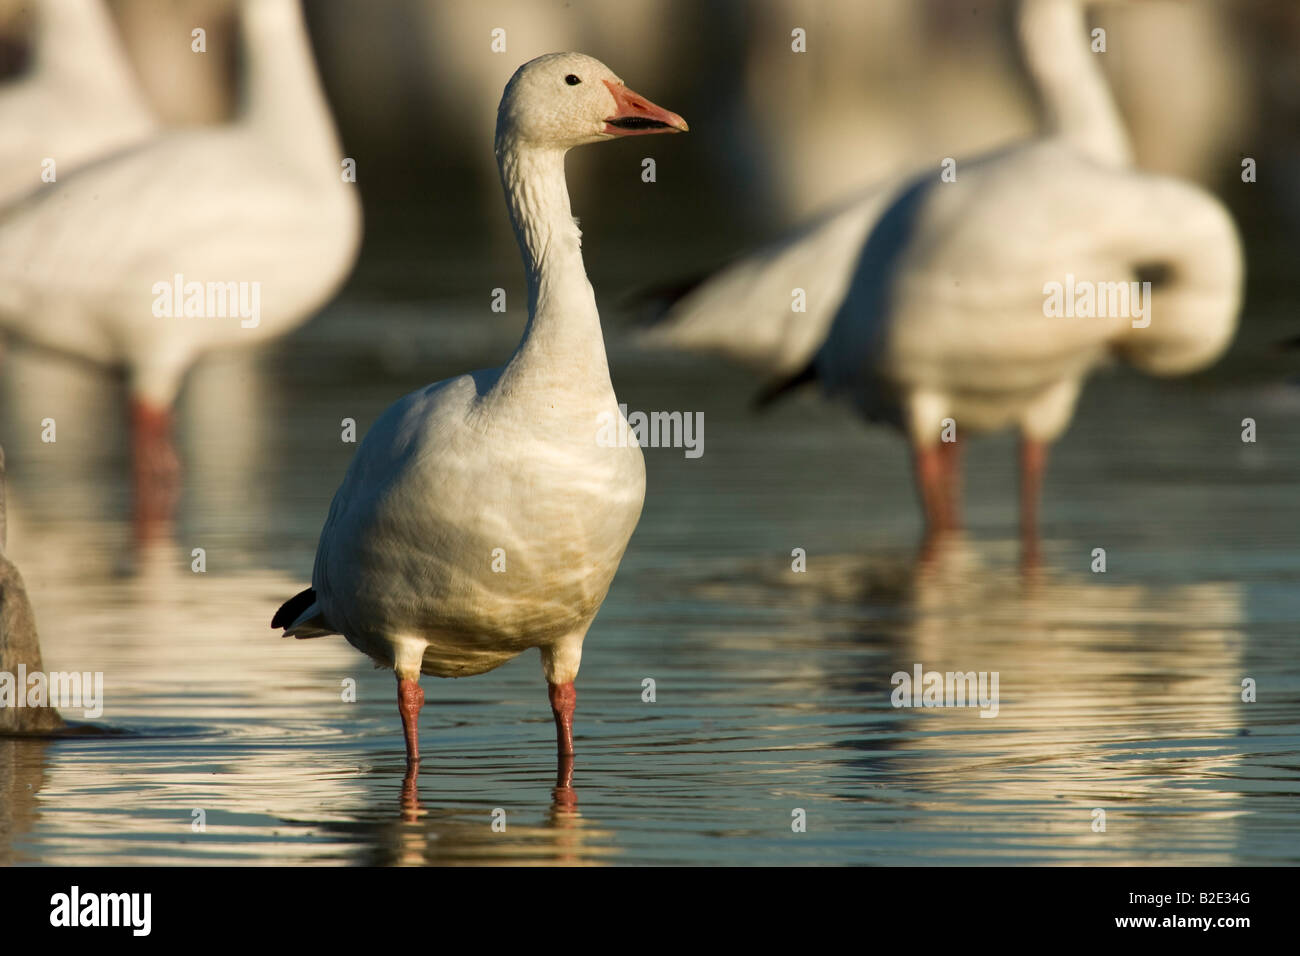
[642,0,1130,380]
[0,0,156,208]
[273,54,686,773]
[640,0,1239,554]
[0,447,66,734]
[0,0,360,535]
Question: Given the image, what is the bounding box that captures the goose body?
[0,133,357,401]
[275,53,686,772]
[0,0,156,208]
[310,362,646,683]
[640,0,1240,551]
[813,141,1240,435]
[642,0,1132,380]
[0,0,359,530]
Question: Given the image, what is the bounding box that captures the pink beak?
[602,79,689,136]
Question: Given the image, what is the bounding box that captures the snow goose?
[640,0,1130,380]
[0,0,360,535]
[0,0,156,208]
[639,0,1239,555]
[273,53,686,773]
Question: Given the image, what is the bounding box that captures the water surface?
[1,289,1297,866]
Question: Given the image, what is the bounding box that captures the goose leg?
[397,676,424,767]
[913,443,955,540]
[548,681,577,758]
[938,438,962,529]
[1019,437,1049,569]
[555,754,576,796]
[130,398,180,539]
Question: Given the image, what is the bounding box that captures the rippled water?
[1,288,1298,865]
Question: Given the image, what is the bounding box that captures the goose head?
[496,52,688,151]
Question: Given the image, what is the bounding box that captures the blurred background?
[0,0,1297,865]
[4,0,1297,328]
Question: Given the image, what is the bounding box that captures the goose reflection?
[678,537,1248,863]
[860,540,1245,862]
[399,756,578,821]
[0,338,276,549]
[892,541,1244,861]
[336,758,603,866]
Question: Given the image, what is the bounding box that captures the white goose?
[0,0,156,208]
[273,53,686,773]
[640,0,1130,379]
[0,0,360,534]
[640,0,1240,554]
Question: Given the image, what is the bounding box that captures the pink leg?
[397,676,424,767]
[1020,437,1049,570]
[913,444,945,532]
[913,443,957,550]
[130,398,180,540]
[938,438,963,530]
[554,755,576,806]
[548,681,576,758]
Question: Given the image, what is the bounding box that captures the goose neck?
[496,140,585,301]
[238,0,341,167]
[1019,0,1132,166]
[494,135,610,390]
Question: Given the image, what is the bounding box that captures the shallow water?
[1,289,1298,866]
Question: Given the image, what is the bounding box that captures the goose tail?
[272,587,335,639]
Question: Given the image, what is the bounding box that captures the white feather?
[303,54,653,686]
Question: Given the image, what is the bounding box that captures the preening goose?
[639,0,1131,379]
[273,53,686,775]
[639,0,1239,555]
[0,0,156,208]
[0,0,360,536]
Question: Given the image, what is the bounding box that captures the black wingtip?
[272,587,315,630]
[751,362,819,413]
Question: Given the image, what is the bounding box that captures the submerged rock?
[0,447,65,734]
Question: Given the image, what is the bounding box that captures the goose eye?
[565,74,581,86]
